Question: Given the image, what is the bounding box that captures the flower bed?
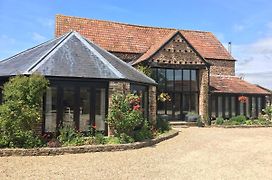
[0,129,178,157]
[213,115,272,128]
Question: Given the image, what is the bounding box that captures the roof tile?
[55,14,234,61]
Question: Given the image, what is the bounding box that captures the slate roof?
[55,14,235,61]
[0,31,156,85]
[210,75,270,95]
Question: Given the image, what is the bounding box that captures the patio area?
[1,127,272,179]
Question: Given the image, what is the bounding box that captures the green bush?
[118,133,134,144]
[215,117,224,125]
[133,120,153,141]
[156,116,171,133]
[196,117,204,127]
[0,74,49,148]
[107,93,144,136]
[106,136,121,144]
[94,133,106,144]
[58,126,84,146]
[229,115,247,125]
[263,105,272,121]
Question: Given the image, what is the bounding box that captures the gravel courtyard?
[1,127,272,180]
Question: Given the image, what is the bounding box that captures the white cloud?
[32,32,47,43]
[232,36,272,89]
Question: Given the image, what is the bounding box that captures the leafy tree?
[0,74,49,148]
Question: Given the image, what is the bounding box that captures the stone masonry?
[206,59,235,76]
[199,68,209,124]
[148,85,157,128]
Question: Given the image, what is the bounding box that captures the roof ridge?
[56,14,211,33]
[73,31,125,79]
[26,31,72,73]
[83,36,156,83]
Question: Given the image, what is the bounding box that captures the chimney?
[228,42,232,55]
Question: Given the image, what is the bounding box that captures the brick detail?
[152,34,205,65]
[111,52,142,62]
[148,85,157,128]
[199,68,209,124]
[206,59,235,76]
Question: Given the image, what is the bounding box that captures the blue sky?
[1,0,272,88]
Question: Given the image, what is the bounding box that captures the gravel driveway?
[1,127,272,180]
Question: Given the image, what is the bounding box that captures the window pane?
[190,93,198,112]
[225,96,229,118]
[157,99,165,115]
[182,94,190,113]
[175,69,182,92]
[239,102,244,115]
[246,97,250,118]
[45,87,57,132]
[166,93,173,118]
[166,69,174,91]
[63,87,75,128]
[211,96,216,118]
[151,68,157,81]
[252,97,256,118]
[257,97,262,116]
[231,96,236,117]
[79,88,90,132]
[157,69,166,91]
[130,84,148,119]
[95,88,106,131]
[191,70,198,91]
[174,93,181,120]
[183,70,190,91]
[218,96,222,117]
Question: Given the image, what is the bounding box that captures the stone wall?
[206,59,235,76]
[199,68,209,124]
[148,85,157,128]
[111,52,142,63]
[0,130,178,157]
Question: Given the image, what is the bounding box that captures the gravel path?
[1,127,272,180]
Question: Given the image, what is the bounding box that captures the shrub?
[58,126,84,146]
[133,120,153,141]
[0,74,49,148]
[106,136,121,144]
[262,105,272,121]
[107,93,144,136]
[196,117,204,127]
[215,117,224,125]
[118,133,135,144]
[229,115,247,125]
[156,116,171,133]
[94,133,106,144]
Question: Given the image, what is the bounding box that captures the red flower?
[133,104,141,111]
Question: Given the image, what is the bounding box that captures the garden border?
[210,125,272,128]
[0,130,178,157]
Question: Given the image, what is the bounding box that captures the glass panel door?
[45,87,57,132]
[62,87,75,128]
[79,88,90,131]
[95,88,106,131]
[174,93,181,120]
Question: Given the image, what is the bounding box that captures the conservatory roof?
[0,31,156,85]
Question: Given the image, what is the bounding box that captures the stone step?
[169,121,197,128]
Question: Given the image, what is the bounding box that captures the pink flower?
[133,104,141,111]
